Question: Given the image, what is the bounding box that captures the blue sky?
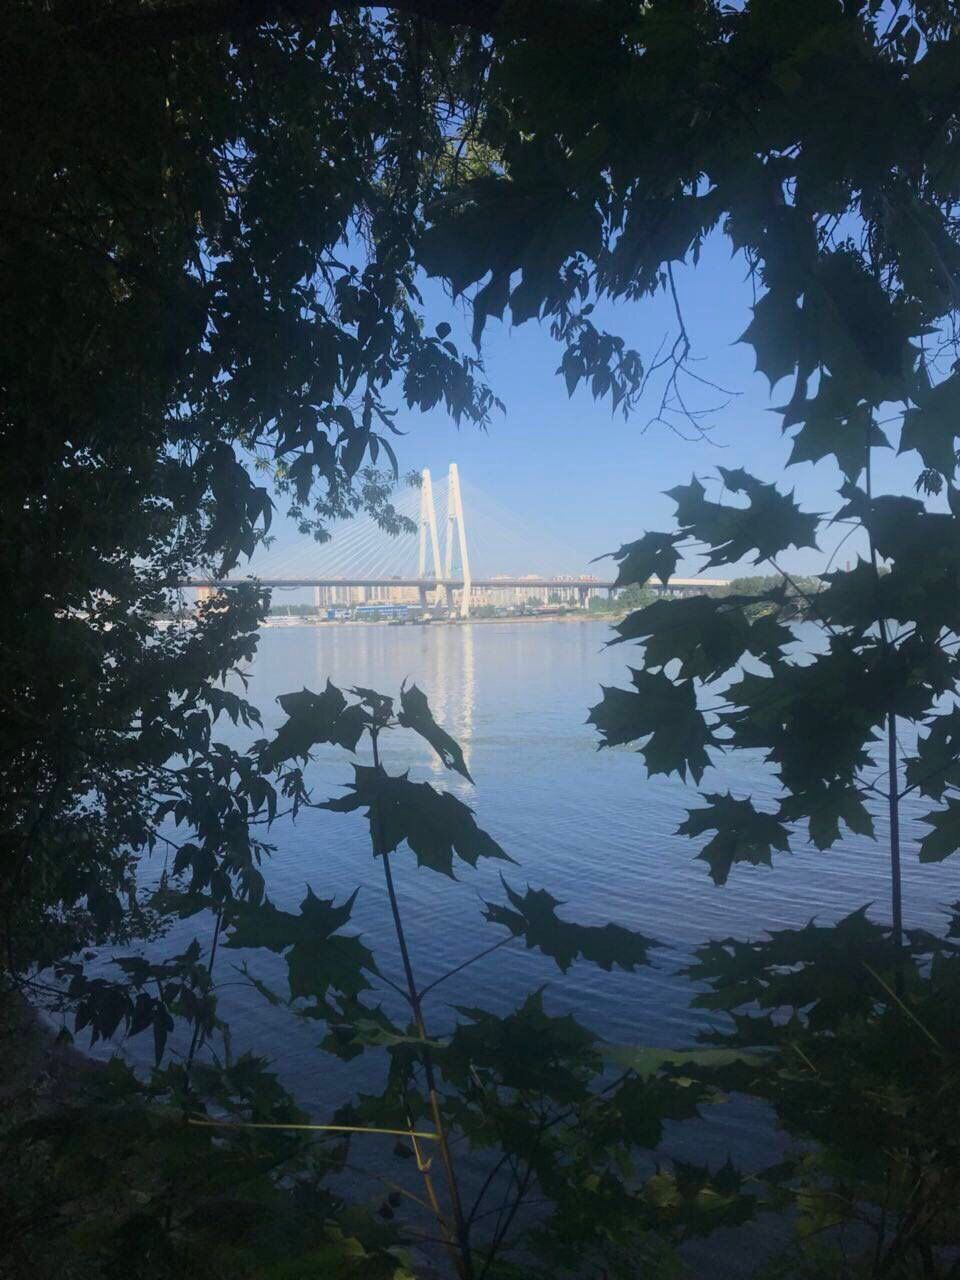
[259,230,924,583]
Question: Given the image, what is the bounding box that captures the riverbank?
[0,986,99,1110]
[261,611,626,629]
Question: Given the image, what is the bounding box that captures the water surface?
[137,619,957,1271]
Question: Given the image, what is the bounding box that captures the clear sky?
[258,230,924,584]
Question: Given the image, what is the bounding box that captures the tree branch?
[419,935,515,999]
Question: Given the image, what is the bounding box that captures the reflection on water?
[300,619,477,781]
[424,622,475,780]
[459,622,475,778]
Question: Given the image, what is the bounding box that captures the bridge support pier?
[418,584,428,611]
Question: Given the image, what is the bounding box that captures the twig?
[862,963,940,1051]
[187,1117,439,1139]
[419,936,515,999]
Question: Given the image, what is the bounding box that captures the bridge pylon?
[444,462,471,618]
[418,469,444,606]
[416,464,472,616]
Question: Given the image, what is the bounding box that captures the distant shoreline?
[260,611,626,630]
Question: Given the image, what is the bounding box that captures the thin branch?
[187,1116,439,1138]
[764,556,839,637]
[476,1156,536,1280]
[419,936,515,999]
[641,261,736,440]
[371,969,416,1006]
[465,1149,515,1232]
[896,746,960,803]
[338,1161,437,1214]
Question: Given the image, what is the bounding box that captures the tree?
[12,0,960,963]
[720,574,823,620]
[588,593,617,613]
[1,5,497,970]
[617,582,656,612]
[269,603,319,616]
[588,583,654,613]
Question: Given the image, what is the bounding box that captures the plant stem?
[406,1122,461,1260]
[186,905,224,1081]
[370,727,473,1280]
[866,426,904,984]
[380,844,470,1261]
[888,713,904,959]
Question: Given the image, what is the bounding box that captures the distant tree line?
[588,582,656,614]
[269,603,320,617]
[720,574,824,621]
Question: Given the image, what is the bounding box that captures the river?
[134,618,957,1272]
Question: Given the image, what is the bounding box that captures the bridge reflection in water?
[304,612,476,783]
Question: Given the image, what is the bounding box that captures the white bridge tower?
[418,468,444,591]
[418,463,471,617]
[444,463,471,618]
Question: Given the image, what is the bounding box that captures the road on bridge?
[178,575,731,592]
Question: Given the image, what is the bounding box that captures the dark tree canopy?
[2,3,500,950]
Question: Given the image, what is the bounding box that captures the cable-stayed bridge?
[181,464,729,616]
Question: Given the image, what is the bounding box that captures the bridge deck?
[179,576,730,590]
